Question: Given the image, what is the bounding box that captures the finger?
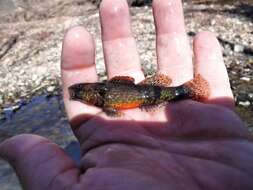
[0,134,79,190]
[193,31,234,109]
[152,0,193,86]
[100,0,144,82]
[61,26,101,123]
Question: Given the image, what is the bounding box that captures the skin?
[0,0,253,189]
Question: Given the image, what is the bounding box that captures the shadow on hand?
[69,97,251,158]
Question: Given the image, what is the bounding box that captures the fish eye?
[77,84,84,89]
[72,83,82,89]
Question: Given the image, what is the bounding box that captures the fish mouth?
[68,86,77,100]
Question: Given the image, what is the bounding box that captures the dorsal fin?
[139,74,172,87]
[109,76,135,84]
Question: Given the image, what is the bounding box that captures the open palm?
[1,0,253,189]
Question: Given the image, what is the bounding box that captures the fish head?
[68,83,105,107]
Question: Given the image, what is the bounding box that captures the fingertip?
[100,0,128,15]
[0,134,49,163]
[99,0,143,81]
[193,31,234,109]
[193,31,222,58]
[62,26,95,70]
[99,0,131,40]
[61,26,99,121]
[152,0,185,34]
[194,31,218,43]
[0,134,78,189]
[153,0,192,85]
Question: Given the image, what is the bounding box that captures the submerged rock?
[234,44,244,53]
[238,101,251,107]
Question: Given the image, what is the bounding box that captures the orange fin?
[184,74,210,101]
[140,73,172,87]
[109,76,135,84]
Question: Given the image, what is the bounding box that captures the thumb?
[0,134,79,190]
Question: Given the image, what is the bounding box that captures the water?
[0,94,80,190]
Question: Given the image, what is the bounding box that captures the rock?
[89,0,152,6]
[47,86,55,92]
[240,77,250,82]
[211,19,216,26]
[0,96,3,105]
[131,0,152,6]
[3,104,21,113]
[238,101,251,107]
[234,44,244,53]
[248,93,253,100]
[0,36,18,60]
[31,74,38,81]
[0,0,15,13]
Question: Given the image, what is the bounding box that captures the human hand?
[1,0,253,189]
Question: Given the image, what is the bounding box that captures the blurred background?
[0,0,252,189]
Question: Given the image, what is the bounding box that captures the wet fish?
[68,74,209,116]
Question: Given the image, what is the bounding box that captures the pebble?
[240,77,250,82]
[0,96,3,105]
[32,74,38,81]
[47,86,55,92]
[234,44,244,53]
[238,101,251,107]
[19,69,25,75]
[3,104,21,112]
[211,19,216,26]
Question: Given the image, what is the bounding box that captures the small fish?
[68,74,209,116]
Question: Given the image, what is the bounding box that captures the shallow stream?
[0,94,80,190]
